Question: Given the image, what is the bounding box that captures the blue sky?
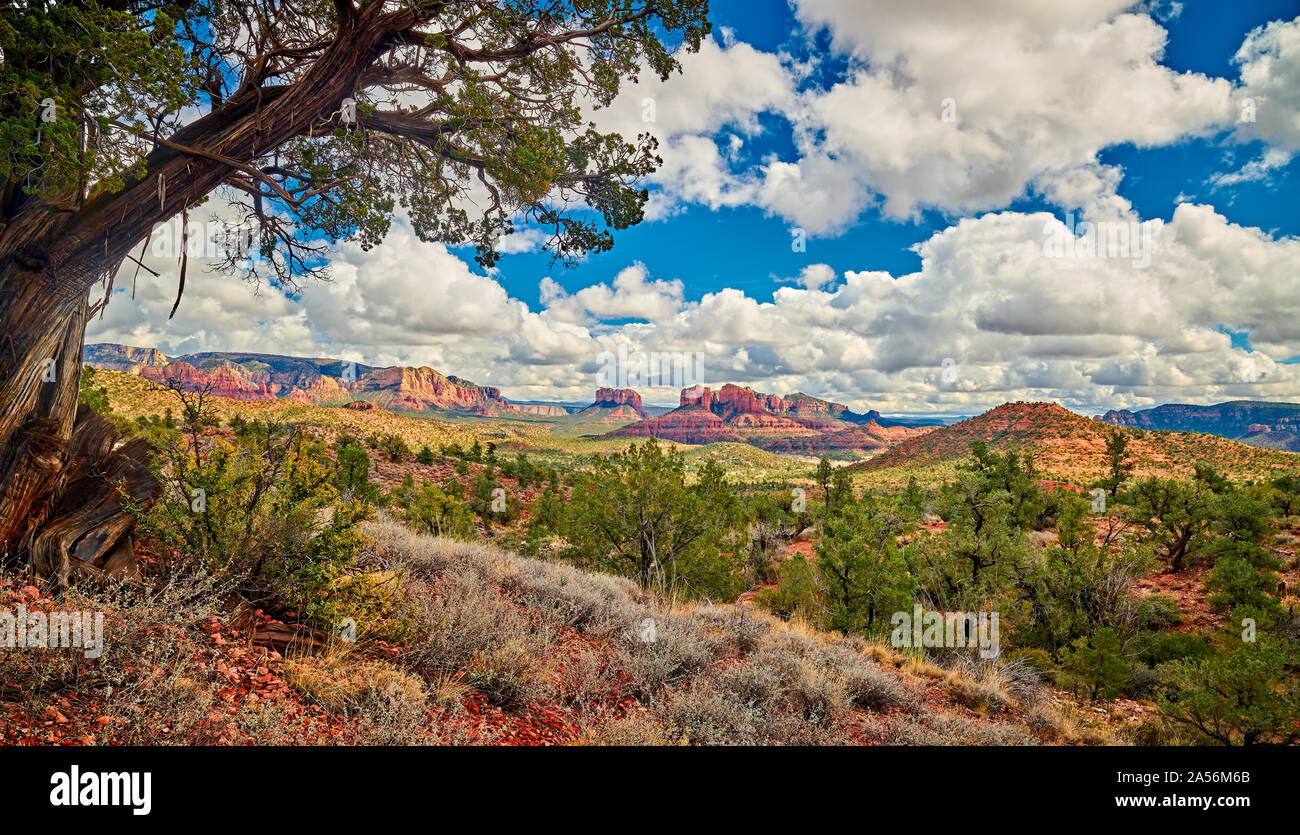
[478,0,1300,310]
[92,0,1300,415]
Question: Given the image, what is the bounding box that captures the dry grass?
[284,652,426,715]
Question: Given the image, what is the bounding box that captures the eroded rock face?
[592,387,646,418]
[83,343,170,373]
[141,361,279,400]
[94,344,522,414]
[609,384,930,453]
[354,367,517,414]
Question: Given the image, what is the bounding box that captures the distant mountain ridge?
[1096,400,1300,452]
[84,344,523,416]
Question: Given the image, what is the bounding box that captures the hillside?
[0,518,1088,746]
[1098,400,1300,452]
[854,401,1300,483]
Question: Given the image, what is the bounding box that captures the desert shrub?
[556,650,621,708]
[416,445,436,465]
[403,568,550,708]
[38,572,230,745]
[262,499,396,637]
[139,389,384,636]
[562,440,744,598]
[1023,702,1070,743]
[1135,630,1210,667]
[334,440,380,503]
[880,713,1035,746]
[469,473,521,524]
[576,714,683,746]
[816,643,916,712]
[656,681,846,745]
[1134,593,1183,630]
[1155,631,1299,745]
[499,558,644,639]
[1205,547,1284,615]
[379,433,411,462]
[817,501,915,633]
[615,614,721,701]
[1006,647,1057,678]
[389,477,475,540]
[755,555,824,625]
[285,654,427,717]
[692,605,771,654]
[1059,627,1132,702]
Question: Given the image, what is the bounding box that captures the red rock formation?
[83,343,170,373]
[592,387,646,418]
[610,384,924,454]
[344,400,377,411]
[142,361,278,400]
[117,344,520,415]
[353,367,518,414]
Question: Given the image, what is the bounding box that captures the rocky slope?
[607,384,933,456]
[83,343,170,373]
[1097,400,1300,452]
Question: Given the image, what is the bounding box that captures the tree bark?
[0,259,161,582]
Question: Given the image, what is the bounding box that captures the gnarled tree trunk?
[0,261,160,583]
[0,2,441,580]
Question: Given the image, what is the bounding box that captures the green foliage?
[813,457,834,505]
[388,475,475,540]
[416,445,436,466]
[1134,593,1183,631]
[1266,474,1300,516]
[1135,631,1210,667]
[827,467,854,513]
[1206,551,1284,614]
[333,439,379,503]
[1127,476,1215,572]
[379,433,411,462]
[1156,631,1300,745]
[816,501,914,634]
[755,555,823,624]
[563,439,742,599]
[77,365,112,416]
[266,499,391,636]
[520,487,566,556]
[1099,428,1134,497]
[1008,493,1150,656]
[740,492,797,585]
[0,1,192,197]
[1060,627,1132,702]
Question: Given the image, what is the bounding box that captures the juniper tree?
[0,0,709,579]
